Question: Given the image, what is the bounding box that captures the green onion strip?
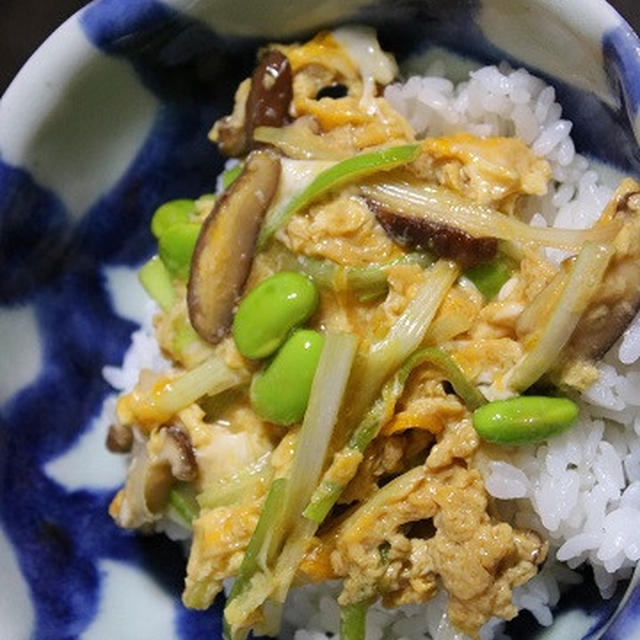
[223,333,358,639]
[304,346,484,523]
[257,144,420,249]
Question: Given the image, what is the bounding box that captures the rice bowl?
[98,27,640,640]
[1,1,633,637]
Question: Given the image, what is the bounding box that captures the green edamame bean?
[472,396,579,444]
[158,222,201,279]
[151,199,196,238]
[250,330,324,426]
[233,271,319,359]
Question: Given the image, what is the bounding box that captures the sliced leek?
[281,250,433,296]
[304,346,484,523]
[503,242,613,393]
[258,145,420,248]
[125,351,250,428]
[340,600,371,640]
[197,453,272,510]
[224,332,358,639]
[155,356,249,417]
[362,181,620,251]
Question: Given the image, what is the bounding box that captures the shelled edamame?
[151,199,196,238]
[232,271,319,359]
[149,199,203,280]
[231,270,323,425]
[159,222,201,279]
[472,396,579,444]
[250,330,325,425]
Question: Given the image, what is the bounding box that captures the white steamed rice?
[102,58,640,639]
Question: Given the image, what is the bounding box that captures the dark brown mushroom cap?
[366,198,497,268]
[216,49,293,157]
[187,150,281,344]
[245,50,293,135]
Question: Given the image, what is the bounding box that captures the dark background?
[0,0,638,94]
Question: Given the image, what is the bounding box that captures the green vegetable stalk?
[503,242,613,393]
[340,600,372,640]
[149,353,251,425]
[197,453,272,510]
[224,333,358,640]
[168,485,199,525]
[138,255,175,312]
[225,478,288,607]
[257,144,420,249]
[282,250,434,297]
[170,314,206,361]
[361,180,620,251]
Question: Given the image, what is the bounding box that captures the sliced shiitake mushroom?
[564,259,640,361]
[214,49,293,157]
[560,178,640,362]
[106,422,133,453]
[112,423,197,530]
[366,198,497,268]
[188,150,281,344]
[245,50,293,134]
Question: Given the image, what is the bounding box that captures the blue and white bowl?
[1,1,639,638]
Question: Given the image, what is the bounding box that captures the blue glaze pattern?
[0,163,72,304]
[604,22,640,115]
[1,0,640,638]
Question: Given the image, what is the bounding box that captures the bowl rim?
[2,0,640,126]
[1,1,640,640]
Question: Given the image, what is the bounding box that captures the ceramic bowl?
[1,1,640,638]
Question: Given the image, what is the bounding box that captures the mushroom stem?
[111,423,198,530]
